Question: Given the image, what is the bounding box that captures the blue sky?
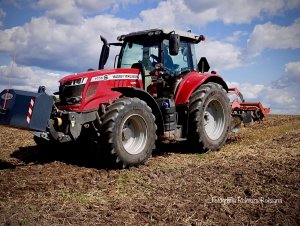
[0,0,300,114]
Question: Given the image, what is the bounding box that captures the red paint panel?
[174,72,224,105]
[58,68,143,112]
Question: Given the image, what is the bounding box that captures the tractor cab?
[117,29,201,74]
[99,29,206,96]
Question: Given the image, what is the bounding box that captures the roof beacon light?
[197,35,205,43]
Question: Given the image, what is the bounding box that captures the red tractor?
[0,29,269,167]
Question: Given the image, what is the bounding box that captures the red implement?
[228,87,270,122]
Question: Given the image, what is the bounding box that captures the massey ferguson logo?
[1,93,13,101]
[91,74,142,82]
[112,74,140,79]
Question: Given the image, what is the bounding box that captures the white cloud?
[262,86,299,114]
[0,62,63,94]
[184,0,300,25]
[240,61,300,114]
[140,0,185,28]
[0,15,139,72]
[227,80,300,114]
[35,0,146,24]
[197,40,243,71]
[264,87,296,105]
[139,0,300,29]
[36,0,83,25]
[247,18,300,56]
[284,61,300,84]
[224,31,248,43]
[139,0,218,28]
[286,0,300,8]
[272,61,300,88]
[227,81,264,99]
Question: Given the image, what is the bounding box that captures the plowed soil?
[0,115,299,225]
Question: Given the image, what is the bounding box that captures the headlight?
[64,78,88,86]
[66,97,82,104]
[59,78,87,105]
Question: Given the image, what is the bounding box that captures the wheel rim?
[121,114,148,155]
[203,99,225,140]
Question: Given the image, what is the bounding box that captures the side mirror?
[198,57,210,73]
[98,35,110,70]
[169,34,180,56]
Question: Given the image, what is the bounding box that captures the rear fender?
[174,72,228,105]
[112,87,164,136]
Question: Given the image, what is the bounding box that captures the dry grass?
[0,115,299,225]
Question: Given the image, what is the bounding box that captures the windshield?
[119,39,197,75]
[163,40,196,74]
[119,41,159,70]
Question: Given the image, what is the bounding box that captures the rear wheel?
[100,97,157,167]
[188,82,231,151]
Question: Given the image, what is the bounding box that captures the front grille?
[59,84,85,105]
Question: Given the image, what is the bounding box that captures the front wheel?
[100,97,157,167]
[188,82,231,151]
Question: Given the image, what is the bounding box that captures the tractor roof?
[118,28,199,42]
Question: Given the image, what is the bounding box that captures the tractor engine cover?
[0,89,53,132]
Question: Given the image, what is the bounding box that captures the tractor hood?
[57,68,143,112]
[59,69,133,85]
[59,68,143,85]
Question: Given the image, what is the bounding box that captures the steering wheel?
[152,63,175,81]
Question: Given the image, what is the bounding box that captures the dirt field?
[0,115,299,225]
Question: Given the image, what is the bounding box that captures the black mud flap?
[0,89,53,132]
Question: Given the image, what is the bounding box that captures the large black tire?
[188,82,231,151]
[100,97,157,167]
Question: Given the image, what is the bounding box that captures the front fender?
[174,72,228,105]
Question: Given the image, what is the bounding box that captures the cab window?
[163,40,193,74]
[120,41,159,69]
